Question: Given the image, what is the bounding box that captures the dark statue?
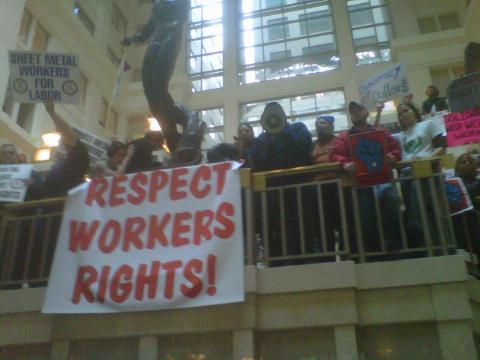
[123,0,205,167]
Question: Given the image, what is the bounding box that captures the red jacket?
[330,126,402,165]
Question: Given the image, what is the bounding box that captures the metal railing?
[0,159,475,289]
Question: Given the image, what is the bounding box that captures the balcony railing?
[1,158,478,289]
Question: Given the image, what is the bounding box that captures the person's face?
[110,148,127,166]
[1,145,18,164]
[397,105,417,129]
[457,155,476,177]
[151,136,165,150]
[238,125,254,143]
[403,94,413,103]
[315,119,333,137]
[426,87,435,98]
[351,107,369,124]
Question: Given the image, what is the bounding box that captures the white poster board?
[43,162,245,313]
[73,127,109,161]
[359,63,410,110]
[8,51,80,105]
[0,164,33,203]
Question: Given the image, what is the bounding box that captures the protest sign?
[447,71,480,112]
[359,63,410,110]
[0,164,33,203]
[8,51,80,105]
[444,109,480,147]
[42,162,244,313]
[73,127,109,161]
[350,130,391,187]
[445,177,473,216]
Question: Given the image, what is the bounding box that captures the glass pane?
[203,75,223,90]
[241,28,263,47]
[190,39,202,56]
[200,108,224,127]
[203,35,223,54]
[291,94,316,115]
[189,56,202,73]
[350,9,374,27]
[241,46,264,65]
[202,53,223,71]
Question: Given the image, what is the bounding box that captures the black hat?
[348,101,365,115]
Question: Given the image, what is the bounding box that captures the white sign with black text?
[8,51,80,105]
[0,164,33,203]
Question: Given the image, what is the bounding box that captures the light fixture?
[147,117,161,131]
[41,132,61,147]
[34,148,51,162]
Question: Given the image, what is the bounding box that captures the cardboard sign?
[359,63,410,110]
[447,71,480,113]
[42,162,244,313]
[444,109,480,147]
[73,127,109,161]
[0,164,33,202]
[8,51,80,104]
[445,177,473,216]
[350,130,391,187]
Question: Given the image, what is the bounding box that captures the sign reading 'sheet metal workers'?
[8,51,80,105]
[359,63,410,110]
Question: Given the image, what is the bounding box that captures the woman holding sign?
[395,103,447,249]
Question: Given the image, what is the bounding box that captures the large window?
[198,107,225,149]
[188,0,223,92]
[347,0,393,65]
[240,89,348,135]
[239,0,339,85]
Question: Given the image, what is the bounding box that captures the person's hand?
[343,162,356,174]
[354,137,383,173]
[376,102,385,112]
[126,144,135,159]
[44,101,55,115]
[386,153,397,165]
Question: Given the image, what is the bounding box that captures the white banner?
[42,162,244,313]
[359,63,410,110]
[8,51,80,105]
[0,164,33,203]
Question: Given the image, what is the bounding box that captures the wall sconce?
[34,148,51,162]
[41,132,61,147]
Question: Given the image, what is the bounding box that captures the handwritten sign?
[8,51,80,104]
[445,177,473,216]
[359,63,410,110]
[42,162,244,313]
[350,130,391,187]
[73,127,109,161]
[0,164,33,202]
[447,71,480,112]
[444,109,480,147]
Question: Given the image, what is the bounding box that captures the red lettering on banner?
[123,217,146,251]
[71,266,97,304]
[193,210,214,245]
[214,202,235,239]
[170,168,189,200]
[147,213,171,248]
[98,219,121,253]
[128,172,148,205]
[162,260,182,299]
[69,220,100,252]
[172,212,192,247]
[212,162,231,195]
[97,265,111,303]
[134,261,161,301]
[110,264,133,303]
[207,254,217,296]
[109,175,127,207]
[190,165,211,199]
[180,259,203,298]
[149,170,168,203]
[85,177,108,207]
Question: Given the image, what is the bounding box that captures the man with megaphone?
[251,102,312,172]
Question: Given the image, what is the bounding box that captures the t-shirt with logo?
[394,119,445,160]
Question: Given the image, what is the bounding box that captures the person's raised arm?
[43,102,77,147]
[373,102,385,128]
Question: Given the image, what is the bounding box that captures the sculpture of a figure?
[123,0,205,166]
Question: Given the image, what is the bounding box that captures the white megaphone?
[260,102,287,134]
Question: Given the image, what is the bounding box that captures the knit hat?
[317,115,335,125]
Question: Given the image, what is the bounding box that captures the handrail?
[3,197,66,211]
